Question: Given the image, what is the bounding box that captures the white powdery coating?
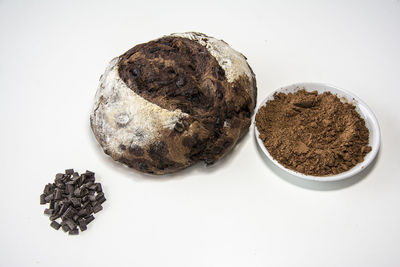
[91,57,187,155]
[170,32,253,83]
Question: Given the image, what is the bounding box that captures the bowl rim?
[254,82,381,182]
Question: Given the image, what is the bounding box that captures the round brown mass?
[255,89,372,176]
[90,33,257,174]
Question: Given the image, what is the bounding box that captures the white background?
[1,0,400,266]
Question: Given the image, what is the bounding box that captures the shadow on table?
[254,134,380,191]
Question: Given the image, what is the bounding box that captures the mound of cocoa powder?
[255,89,372,176]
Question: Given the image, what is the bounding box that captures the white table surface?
[1,0,400,266]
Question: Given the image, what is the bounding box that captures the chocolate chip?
[44,194,54,202]
[65,219,77,230]
[50,214,60,221]
[66,184,74,195]
[95,183,102,192]
[95,192,104,201]
[54,189,62,200]
[80,188,89,196]
[182,119,190,127]
[97,196,106,205]
[93,205,103,214]
[129,144,144,156]
[43,184,53,195]
[61,224,70,232]
[85,215,95,225]
[78,208,88,217]
[176,77,186,88]
[88,195,96,202]
[68,228,79,235]
[217,67,225,79]
[65,169,74,175]
[149,142,168,157]
[174,122,184,133]
[44,208,53,215]
[50,221,61,230]
[70,197,81,207]
[85,170,95,178]
[40,194,46,205]
[129,68,140,77]
[78,218,87,231]
[62,206,77,220]
[86,205,93,215]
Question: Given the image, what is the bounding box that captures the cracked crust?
[90,32,257,174]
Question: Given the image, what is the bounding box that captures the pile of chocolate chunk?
[40,169,106,235]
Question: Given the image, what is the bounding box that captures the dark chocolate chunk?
[82,195,89,203]
[54,189,62,200]
[174,122,184,133]
[73,188,81,197]
[50,221,61,230]
[88,184,97,191]
[70,197,81,207]
[176,77,186,88]
[49,214,60,221]
[44,194,54,202]
[61,224,70,232]
[85,215,95,225]
[88,195,96,202]
[86,205,94,215]
[40,194,46,205]
[62,206,77,220]
[97,196,106,205]
[43,184,53,195]
[80,188,89,197]
[77,208,88,217]
[83,181,94,188]
[65,169,74,175]
[95,192,104,201]
[58,203,68,215]
[78,218,87,231]
[65,219,77,230]
[66,184,74,195]
[93,205,103,214]
[69,228,79,235]
[55,181,64,189]
[85,170,95,177]
[73,215,79,222]
[95,183,102,192]
[44,208,53,215]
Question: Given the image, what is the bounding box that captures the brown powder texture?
[255,89,372,176]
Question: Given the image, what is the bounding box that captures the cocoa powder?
[255,89,372,176]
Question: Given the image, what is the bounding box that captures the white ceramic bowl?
[254,82,380,182]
